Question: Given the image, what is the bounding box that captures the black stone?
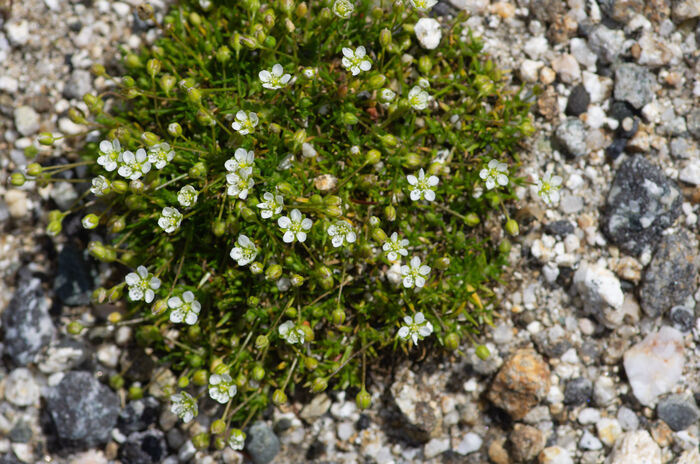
[608,101,636,121]
[670,306,695,333]
[565,84,590,116]
[605,138,627,160]
[46,371,120,448]
[119,430,168,464]
[657,394,700,431]
[564,377,592,405]
[1,271,55,366]
[544,220,575,238]
[118,397,161,434]
[305,439,326,461]
[246,422,281,464]
[601,156,682,257]
[356,413,371,430]
[54,244,93,306]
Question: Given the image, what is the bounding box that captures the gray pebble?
[555,118,587,157]
[587,25,625,64]
[63,69,92,100]
[13,106,40,136]
[656,394,700,431]
[246,422,280,464]
[564,377,593,405]
[614,63,655,110]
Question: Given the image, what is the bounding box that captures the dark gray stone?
[246,422,281,464]
[118,397,161,434]
[1,273,54,366]
[555,118,587,157]
[565,85,590,116]
[602,156,682,257]
[639,230,698,317]
[119,430,168,464]
[606,138,627,160]
[564,377,592,405]
[54,244,93,306]
[614,63,655,110]
[46,371,120,448]
[608,101,636,122]
[669,306,695,333]
[544,220,575,238]
[688,108,700,140]
[63,69,92,100]
[9,421,32,443]
[657,394,700,431]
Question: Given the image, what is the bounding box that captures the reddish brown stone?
[488,349,551,420]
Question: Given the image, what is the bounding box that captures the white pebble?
[5,368,40,407]
[424,437,450,459]
[579,430,603,450]
[578,408,601,425]
[455,432,482,455]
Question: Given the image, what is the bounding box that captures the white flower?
[414,18,442,50]
[148,143,175,169]
[327,220,357,248]
[278,320,305,344]
[259,64,292,90]
[332,0,354,18]
[170,392,198,423]
[341,46,372,76]
[536,173,563,206]
[407,168,439,201]
[117,148,151,180]
[303,67,317,78]
[408,0,437,11]
[230,234,258,266]
[177,185,198,207]
[382,232,409,262]
[228,429,246,451]
[278,209,313,243]
[168,290,201,325]
[125,265,161,303]
[208,373,237,404]
[224,148,255,178]
[158,206,183,234]
[397,312,433,344]
[257,191,284,219]
[379,88,396,103]
[408,86,429,110]
[231,110,259,135]
[479,159,509,190]
[97,139,122,172]
[401,256,431,289]
[90,175,111,196]
[226,172,255,199]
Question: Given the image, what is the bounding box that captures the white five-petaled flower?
[479,159,509,190]
[278,209,313,243]
[408,86,429,110]
[379,88,396,103]
[401,256,431,289]
[397,312,433,344]
[332,0,354,18]
[168,290,201,325]
[257,191,284,219]
[259,64,292,90]
[208,373,237,404]
[117,148,151,180]
[148,143,175,170]
[228,429,246,451]
[407,168,439,201]
[414,18,442,50]
[408,0,438,11]
[536,173,563,206]
[230,234,258,266]
[231,110,259,135]
[226,172,255,199]
[327,220,357,248]
[341,46,372,76]
[158,206,183,234]
[177,185,198,208]
[170,392,198,423]
[90,175,111,196]
[383,232,409,262]
[225,148,255,178]
[97,139,122,172]
[278,320,305,344]
[125,265,161,303]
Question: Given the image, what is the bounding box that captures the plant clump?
[18,0,547,450]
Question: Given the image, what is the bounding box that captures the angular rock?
[63,69,92,100]
[488,349,551,420]
[387,365,442,443]
[605,431,661,464]
[656,394,699,431]
[614,64,655,110]
[639,230,698,317]
[566,85,590,116]
[37,338,89,374]
[623,327,684,406]
[677,449,700,464]
[573,261,624,326]
[118,397,161,434]
[508,424,545,463]
[601,156,682,257]
[46,371,120,448]
[1,273,55,366]
[53,244,94,306]
[14,105,40,137]
[246,422,280,464]
[555,118,587,157]
[119,430,167,464]
[587,25,625,64]
[564,377,593,405]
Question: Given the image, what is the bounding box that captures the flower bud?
[125,53,142,69]
[83,93,104,113]
[341,112,359,125]
[331,308,346,325]
[356,389,371,410]
[192,369,209,386]
[188,355,204,368]
[210,419,226,435]
[255,335,269,350]
[152,299,168,315]
[444,332,460,351]
[434,256,451,270]
[364,149,381,165]
[196,108,216,126]
[402,152,422,168]
[136,3,155,20]
[67,321,85,335]
[379,28,392,48]
[284,306,297,318]
[277,182,294,196]
[265,264,283,281]
[242,0,260,11]
[128,385,144,400]
[215,45,231,63]
[250,262,263,274]
[292,128,306,148]
[159,74,176,95]
[82,213,100,229]
[464,212,480,227]
[177,376,190,388]
[384,205,396,222]
[125,194,147,211]
[279,0,293,13]
[107,311,122,324]
[378,133,398,147]
[367,73,386,90]
[109,374,125,390]
[188,11,202,26]
[67,108,88,125]
[505,219,519,237]
[189,162,207,178]
[272,389,288,405]
[10,172,25,186]
[325,205,343,217]
[296,2,308,17]
[475,344,490,360]
[92,287,107,304]
[111,180,128,194]
[284,17,295,32]
[418,55,432,74]
[499,239,512,255]
[192,433,210,450]
[146,58,161,78]
[371,228,388,243]
[304,356,318,370]
[140,132,159,147]
[263,12,276,28]
[300,324,314,342]
[252,365,265,381]
[47,220,62,236]
[38,132,55,146]
[90,63,106,77]
[311,377,328,393]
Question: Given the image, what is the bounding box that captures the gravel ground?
[2,0,700,463]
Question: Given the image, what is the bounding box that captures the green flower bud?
[152,299,168,316]
[384,205,396,222]
[277,182,294,196]
[192,369,209,386]
[464,212,480,227]
[125,194,147,211]
[186,87,202,105]
[188,355,204,368]
[250,262,263,274]
[366,149,381,164]
[434,256,451,270]
[367,73,386,90]
[189,162,207,178]
[255,335,269,350]
[279,0,293,13]
[122,76,136,88]
[88,242,117,263]
[263,12,276,28]
[192,433,210,450]
[371,228,388,243]
[311,377,328,393]
[331,308,346,325]
[290,274,304,287]
[159,74,176,94]
[341,112,359,125]
[295,2,307,17]
[111,180,128,194]
[418,56,433,74]
[371,6,383,19]
[210,419,226,435]
[10,172,25,186]
[91,287,107,304]
[265,264,283,280]
[293,128,306,148]
[403,153,422,168]
[109,374,125,390]
[90,63,106,77]
[379,28,392,48]
[24,145,38,159]
[263,35,277,48]
[234,373,247,388]
[38,133,54,146]
[216,45,231,63]
[47,220,62,236]
[272,389,287,406]
[241,206,256,222]
[188,325,202,341]
[356,389,371,410]
[67,321,85,335]
[128,385,144,400]
[444,333,460,351]
[81,213,100,230]
[136,3,155,20]
[146,58,161,78]
[284,306,297,318]
[177,376,190,388]
[125,53,142,69]
[141,131,160,146]
[499,239,512,255]
[188,12,202,26]
[252,365,265,381]
[325,205,343,217]
[300,324,314,342]
[196,108,216,126]
[304,356,318,370]
[212,220,226,237]
[167,122,182,137]
[505,219,519,237]
[68,108,88,125]
[214,436,226,450]
[378,133,398,147]
[475,344,491,360]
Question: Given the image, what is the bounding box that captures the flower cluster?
[226,148,256,199]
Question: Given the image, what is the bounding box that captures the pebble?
[587,25,625,64]
[509,424,545,462]
[601,155,682,257]
[570,38,597,69]
[337,422,354,442]
[455,432,482,455]
[671,138,698,160]
[623,326,684,406]
[14,106,40,136]
[299,394,331,422]
[564,377,592,405]
[579,430,602,451]
[37,338,88,373]
[5,20,30,46]
[54,245,94,307]
[578,408,601,425]
[4,190,27,219]
[672,0,700,21]
[614,63,655,110]
[50,182,79,211]
[597,418,623,447]
[687,108,700,139]
[636,31,681,67]
[680,159,700,185]
[488,438,509,464]
[555,118,587,157]
[423,437,449,459]
[388,366,442,443]
[551,54,580,84]
[523,36,548,59]
[5,368,40,407]
[606,431,661,464]
[63,69,92,100]
[669,306,695,333]
[118,397,161,434]
[0,76,19,93]
[539,446,573,464]
[677,449,700,464]
[582,72,612,104]
[119,430,167,464]
[97,344,121,368]
[520,59,544,83]
[573,261,624,325]
[245,422,280,464]
[488,349,551,420]
[593,376,616,406]
[559,192,584,214]
[617,407,639,431]
[565,84,590,116]
[656,394,700,431]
